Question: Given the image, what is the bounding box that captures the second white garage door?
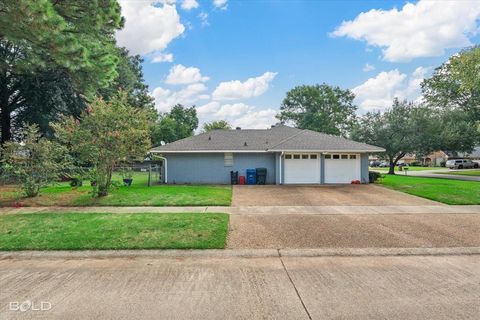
[284,153,320,184]
[324,154,360,183]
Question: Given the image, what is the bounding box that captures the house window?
[350,154,357,159]
[310,154,318,159]
[293,154,300,159]
[341,154,348,159]
[333,154,340,159]
[224,153,233,166]
[302,154,309,159]
[285,154,292,159]
[325,154,331,159]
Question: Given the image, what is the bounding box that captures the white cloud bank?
[152,53,174,63]
[181,0,199,10]
[332,0,480,62]
[152,83,209,113]
[212,72,278,100]
[197,102,277,129]
[362,63,375,72]
[165,64,210,84]
[213,0,228,9]
[352,67,430,112]
[116,1,185,58]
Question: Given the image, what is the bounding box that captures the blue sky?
[116,0,480,129]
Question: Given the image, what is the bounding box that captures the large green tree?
[99,47,155,112]
[422,46,480,135]
[351,99,442,174]
[0,0,123,143]
[277,84,357,136]
[202,120,231,132]
[151,104,199,145]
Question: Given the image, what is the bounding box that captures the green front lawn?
[0,212,229,250]
[371,166,444,172]
[438,169,480,177]
[379,175,480,205]
[0,172,232,207]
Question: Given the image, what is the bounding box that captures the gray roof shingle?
[151,124,385,153]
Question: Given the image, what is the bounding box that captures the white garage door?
[324,154,361,184]
[284,153,320,184]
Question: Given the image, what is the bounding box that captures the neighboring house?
[398,153,417,165]
[150,124,384,185]
[425,147,480,166]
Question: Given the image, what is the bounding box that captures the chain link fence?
[0,161,164,187]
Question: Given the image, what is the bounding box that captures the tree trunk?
[0,106,11,144]
[388,161,396,175]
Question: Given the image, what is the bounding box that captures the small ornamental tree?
[0,124,68,197]
[52,93,152,197]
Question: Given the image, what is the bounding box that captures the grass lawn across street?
[371,166,443,172]
[0,172,232,207]
[0,212,229,250]
[437,169,480,177]
[379,174,480,205]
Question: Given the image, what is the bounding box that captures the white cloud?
[165,64,210,85]
[212,72,278,101]
[181,0,199,10]
[198,12,209,26]
[362,63,375,72]
[152,83,209,113]
[151,53,174,63]
[196,101,277,129]
[197,101,221,115]
[213,0,228,9]
[116,1,185,58]
[352,67,430,112]
[332,0,480,62]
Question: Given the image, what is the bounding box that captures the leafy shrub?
[0,124,68,197]
[369,171,382,183]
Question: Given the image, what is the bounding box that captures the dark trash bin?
[246,169,256,185]
[230,171,239,184]
[256,168,267,185]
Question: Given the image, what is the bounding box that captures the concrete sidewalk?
[1,253,479,319]
[1,204,480,215]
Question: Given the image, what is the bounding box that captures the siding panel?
[165,153,276,184]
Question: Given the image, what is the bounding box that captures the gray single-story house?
[150,124,385,184]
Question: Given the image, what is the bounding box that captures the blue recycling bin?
[246,169,256,185]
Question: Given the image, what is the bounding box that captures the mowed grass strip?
[371,166,444,172]
[0,212,229,250]
[379,175,480,205]
[0,172,232,207]
[438,169,480,177]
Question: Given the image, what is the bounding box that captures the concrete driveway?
[232,184,440,206]
[1,254,479,319]
[227,213,480,248]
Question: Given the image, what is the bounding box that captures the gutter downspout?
[279,152,284,185]
[157,156,168,183]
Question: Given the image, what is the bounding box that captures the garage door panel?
[324,157,360,184]
[284,154,320,184]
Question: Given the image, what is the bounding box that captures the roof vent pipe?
[244,142,248,146]
[236,127,241,130]
[208,136,211,140]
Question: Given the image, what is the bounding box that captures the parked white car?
[446,159,479,169]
